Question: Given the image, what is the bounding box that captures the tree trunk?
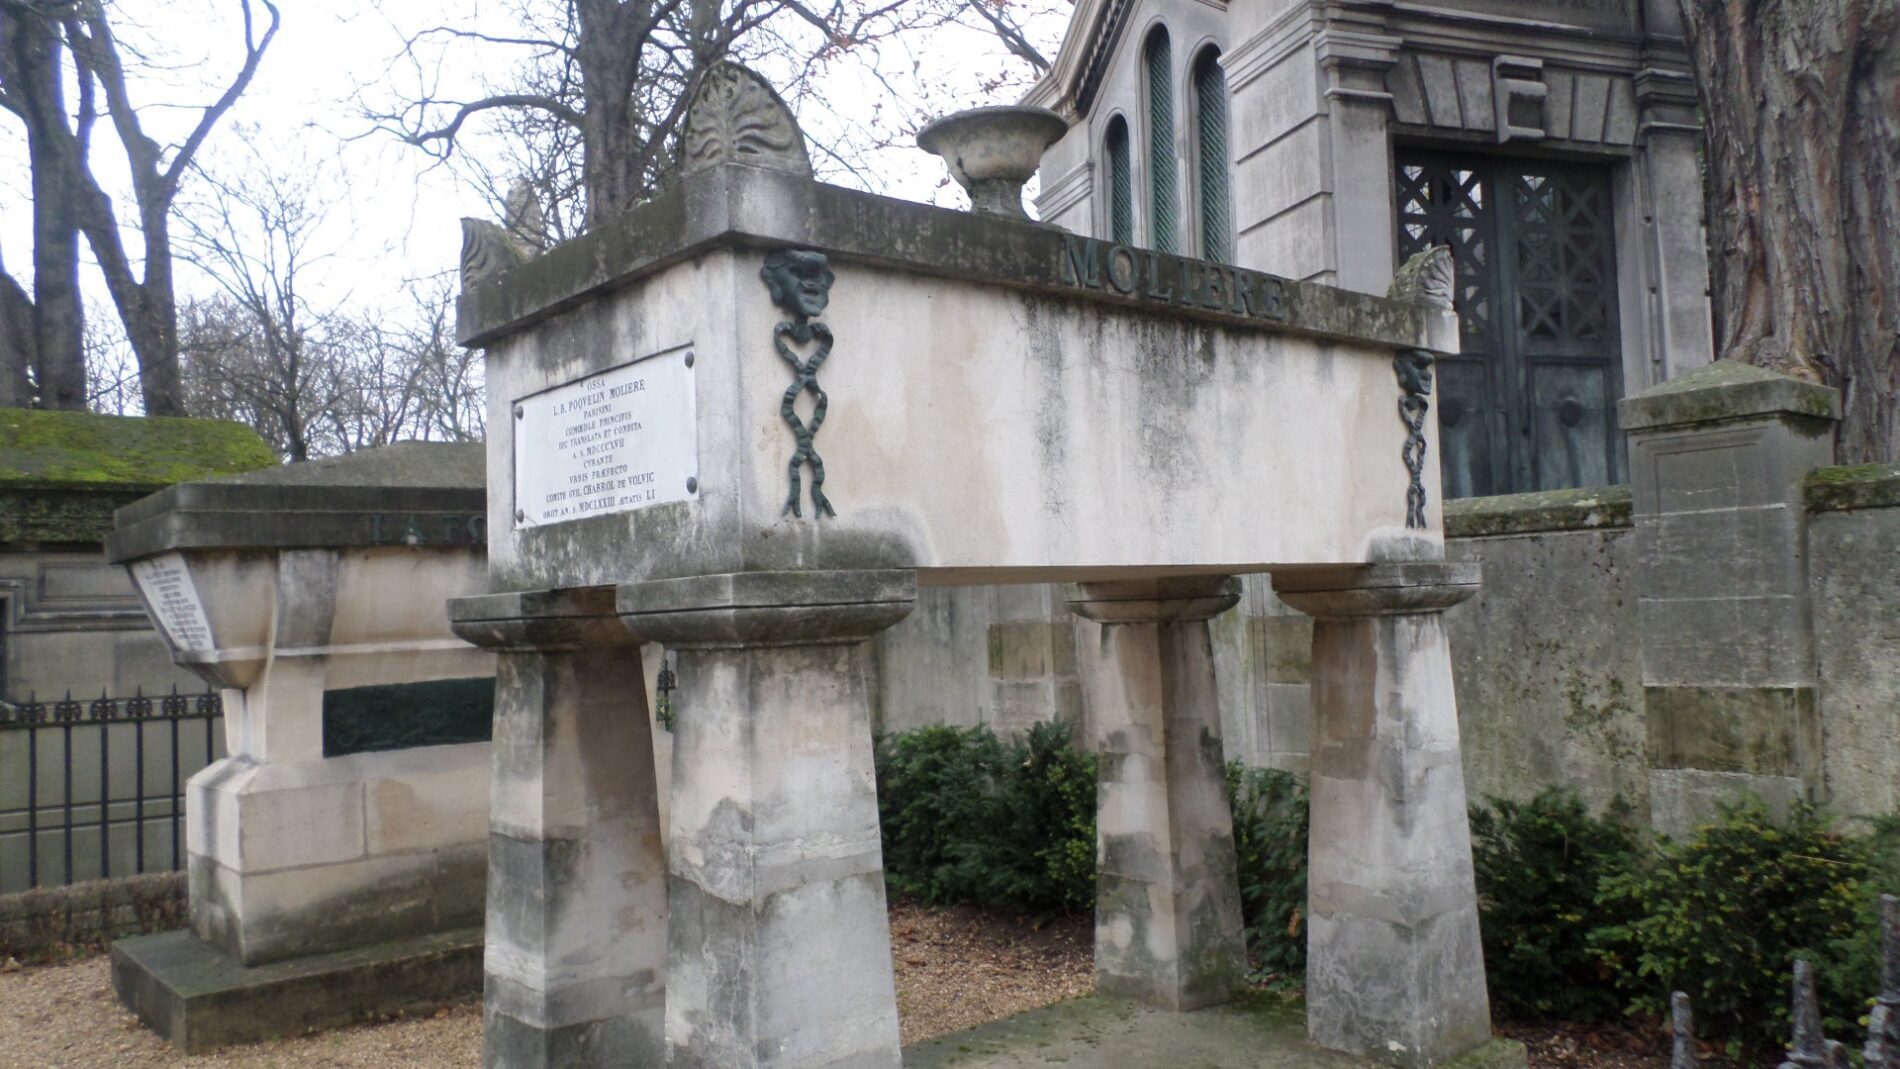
[127,199,184,416]
[3,7,85,409]
[1680,0,1900,464]
[577,0,649,227]
[0,258,35,407]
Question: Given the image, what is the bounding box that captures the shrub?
[1588,800,1869,1058]
[1227,763,1308,980]
[873,721,1097,914]
[874,725,1011,905]
[1468,789,1639,1021]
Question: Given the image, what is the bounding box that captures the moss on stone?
[1443,485,1633,538]
[1619,360,1839,431]
[0,409,276,485]
[1804,461,1900,512]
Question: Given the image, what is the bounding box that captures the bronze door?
[1396,150,1625,498]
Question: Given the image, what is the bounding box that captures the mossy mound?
[0,409,277,486]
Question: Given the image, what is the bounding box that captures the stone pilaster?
[1620,361,1841,835]
[450,588,666,1069]
[1273,562,1492,1068]
[1068,576,1248,1012]
[617,570,915,1069]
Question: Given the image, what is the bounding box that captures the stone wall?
[874,465,1900,825]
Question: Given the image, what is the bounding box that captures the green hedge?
[872,724,1900,1059]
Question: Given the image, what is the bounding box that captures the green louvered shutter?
[1145,30,1177,253]
[1107,117,1133,244]
[1194,50,1232,263]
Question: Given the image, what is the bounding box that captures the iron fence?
[0,687,224,894]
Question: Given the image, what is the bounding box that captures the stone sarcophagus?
[104,442,496,1050]
[450,63,1507,1069]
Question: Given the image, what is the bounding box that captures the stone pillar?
[1067,577,1248,1012]
[450,589,667,1069]
[1273,562,1492,1068]
[617,570,915,1069]
[1620,361,1840,836]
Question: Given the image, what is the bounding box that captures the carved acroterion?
[681,61,812,177]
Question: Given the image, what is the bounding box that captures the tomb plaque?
[512,349,699,528]
[131,553,215,653]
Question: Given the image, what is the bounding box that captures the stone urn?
[917,105,1069,220]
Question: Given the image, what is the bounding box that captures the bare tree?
[1,0,279,416]
[1680,0,1900,463]
[0,0,88,409]
[369,0,1059,232]
[182,152,484,460]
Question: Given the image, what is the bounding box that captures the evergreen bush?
[873,721,1097,914]
[1226,763,1308,980]
[1588,800,1870,1057]
[1468,789,1638,1021]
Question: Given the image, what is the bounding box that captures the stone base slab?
[110,926,482,1052]
[903,993,1528,1069]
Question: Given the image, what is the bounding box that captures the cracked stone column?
[1068,576,1249,1012]
[618,570,915,1069]
[450,589,666,1069]
[1273,562,1490,1068]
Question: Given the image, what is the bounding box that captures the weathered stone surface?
[1069,577,1248,1012]
[1620,360,1840,433]
[108,441,484,562]
[110,926,481,1053]
[624,575,912,1069]
[1444,524,1645,820]
[1806,462,1900,512]
[1809,501,1900,814]
[483,646,667,1069]
[1443,484,1632,538]
[1273,565,1492,1067]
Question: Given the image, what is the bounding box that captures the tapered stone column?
[1273,563,1491,1068]
[450,589,667,1069]
[1068,576,1248,1012]
[617,570,915,1069]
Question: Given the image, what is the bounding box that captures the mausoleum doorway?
[1396,149,1625,497]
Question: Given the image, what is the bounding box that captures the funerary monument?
[106,442,497,1050]
[450,62,1508,1069]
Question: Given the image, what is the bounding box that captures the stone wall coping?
[1805,462,1900,513]
[1618,360,1840,433]
[455,162,1436,354]
[107,442,486,562]
[1443,485,1633,538]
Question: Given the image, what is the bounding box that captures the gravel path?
[0,903,1094,1068]
[0,909,1716,1069]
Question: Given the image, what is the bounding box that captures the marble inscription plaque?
[130,554,214,653]
[513,349,698,528]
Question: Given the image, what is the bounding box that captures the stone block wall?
[873,465,1900,827]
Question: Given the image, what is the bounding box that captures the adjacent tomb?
[105,441,497,1051]
[450,63,1514,1069]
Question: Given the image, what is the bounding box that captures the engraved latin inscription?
[513,350,699,528]
[130,554,215,653]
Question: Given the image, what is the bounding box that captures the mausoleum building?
[1027,0,1713,496]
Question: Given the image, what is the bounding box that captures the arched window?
[1143,28,1177,253]
[1105,116,1133,244]
[1192,47,1232,263]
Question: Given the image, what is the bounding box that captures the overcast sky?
[0,0,1068,348]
